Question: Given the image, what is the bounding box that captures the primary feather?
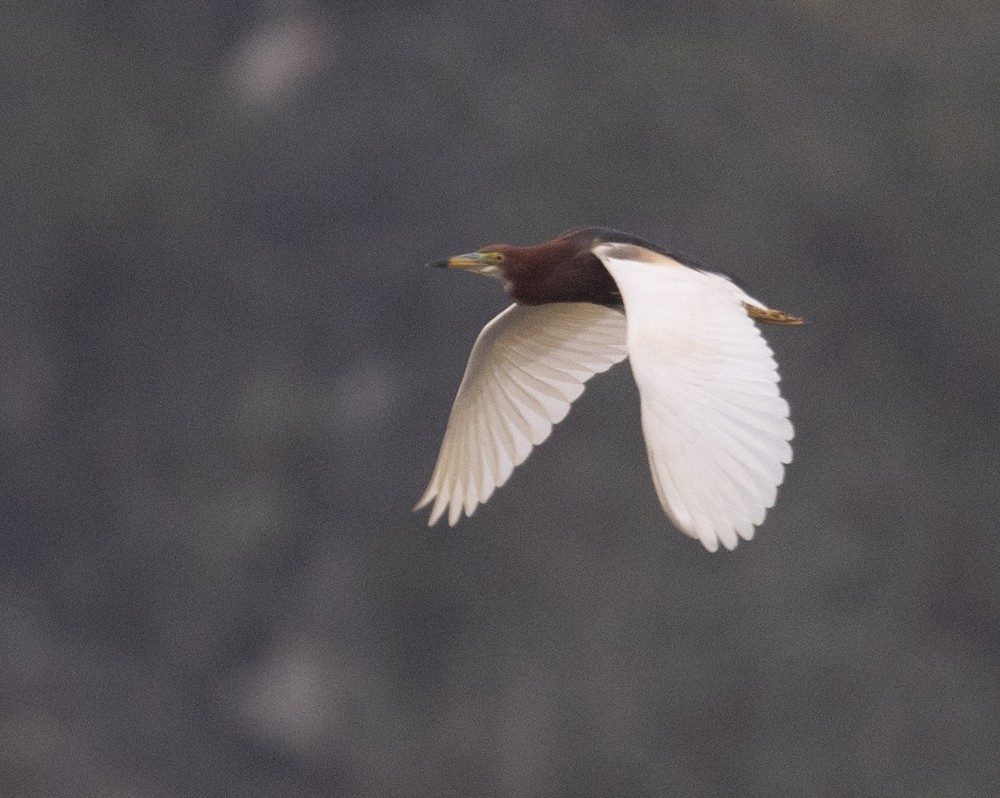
[592,243,793,551]
[415,302,628,526]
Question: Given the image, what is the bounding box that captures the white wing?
[594,244,794,552]
[417,302,628,526]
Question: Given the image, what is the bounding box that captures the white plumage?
[416,242,794,551]
[415,302,628,526]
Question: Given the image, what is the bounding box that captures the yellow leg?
[743,304,804,325]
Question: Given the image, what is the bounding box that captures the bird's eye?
[480,252,504,266]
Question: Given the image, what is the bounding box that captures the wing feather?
[416,302,628,525]
[594,245,794,551]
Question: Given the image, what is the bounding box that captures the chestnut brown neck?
[497,231,621,307]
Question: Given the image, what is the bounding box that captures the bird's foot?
[744,304,804,325]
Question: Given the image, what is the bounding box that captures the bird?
[415,227,802,552]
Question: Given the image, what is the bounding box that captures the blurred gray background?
[3,1,999,796]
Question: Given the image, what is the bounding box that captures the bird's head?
[429,231,624,305]
[429,229,660,279]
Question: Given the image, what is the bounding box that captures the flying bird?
[415,228,801,552]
